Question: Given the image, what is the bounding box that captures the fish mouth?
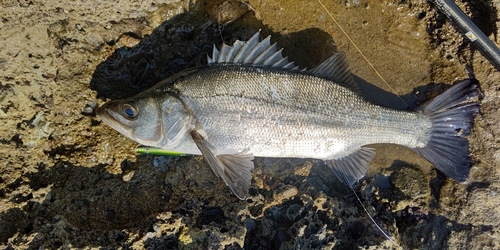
[95,105,106,119]
[96,105,113,125]
[96,105,134,139]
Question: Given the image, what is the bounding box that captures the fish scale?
[174,64,430,159]
[97,31,481,200]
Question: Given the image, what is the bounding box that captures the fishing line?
[471,152,497,169]
[349,185,399,246]
[316,1,406,247]
[316,0,408,107]
[315,2,496,248]
[316,1,498,176]
[337,164,399,247]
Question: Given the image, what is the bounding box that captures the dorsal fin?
[207,31,355,82]
[207,30,299,70]
[310,52,359,92]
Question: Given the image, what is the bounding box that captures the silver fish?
[97,31,481,200]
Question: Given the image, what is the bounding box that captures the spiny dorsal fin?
[207,31,357,85]
[208,31,298,70]
[310,52,359,92]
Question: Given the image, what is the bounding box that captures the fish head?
[96,93,191,149]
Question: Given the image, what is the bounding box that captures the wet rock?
[0,208,25,243]
[116,33,142,48]
[81,101,98,116]
[206,0,250,25]
[85,33,105,50]
[390,164,430,210]
[198,207,225,227]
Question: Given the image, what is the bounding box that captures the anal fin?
[325,147,376,186]
[191,130,254,200]
[327,147,398,245]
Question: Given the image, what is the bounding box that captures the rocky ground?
[1,0,499,249]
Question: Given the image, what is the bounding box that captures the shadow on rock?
[396,212,494,250]
[37,161,170,230]
[0,159,167,247]
[1,152,245,249]
[89,0,340,101]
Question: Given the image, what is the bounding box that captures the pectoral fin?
[325,147,375,186]
[190,130,254,200]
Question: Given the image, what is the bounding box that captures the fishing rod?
[430,0,500,71]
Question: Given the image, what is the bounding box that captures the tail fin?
[412,80,481,182]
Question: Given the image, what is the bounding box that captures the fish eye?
[122,104,138,119]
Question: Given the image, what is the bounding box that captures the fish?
[96,31,481,200]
